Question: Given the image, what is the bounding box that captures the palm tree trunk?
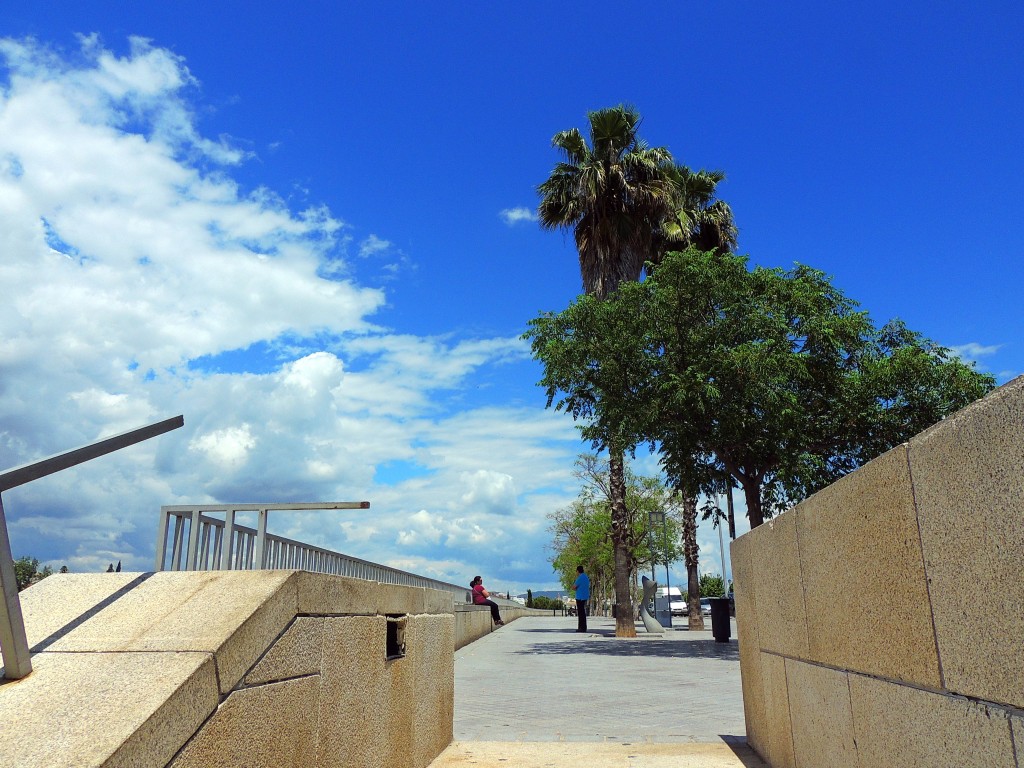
[681,494,704,630]
[608,445,637,638]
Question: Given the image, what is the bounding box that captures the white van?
[655,586,687,616]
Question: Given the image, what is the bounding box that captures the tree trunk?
[741,476,765,528]
[608,445,637,637]
[726,484,737,540]
[681,494,704,631]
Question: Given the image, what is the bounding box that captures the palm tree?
[537,105,678,637]
[654,166,738,263]
[538,105,678,300]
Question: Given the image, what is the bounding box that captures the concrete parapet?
[730,532,766,758]
[910,376,1024,708]
[0,650,217,768]
[454,604,549,650]
[785,661,856,768]
[0,570,456,768]
[848,672,1018,768]
[745,512,808,660]
[732,375,1024,767]
[798,445,941,687]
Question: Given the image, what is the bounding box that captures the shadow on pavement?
[513,637,739,660]
[723,736,769,767]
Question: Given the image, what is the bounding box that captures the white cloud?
[460,469,516,515]
[189,424,257,468]
[499,206,538,226]
[358,234,391,257]
[0,36,583,591]
[949,342,1001,365]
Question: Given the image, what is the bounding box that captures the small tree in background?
[700,573,726,598]
[548,454,684,615]
[526,589,534,608]
[14,556,54,591]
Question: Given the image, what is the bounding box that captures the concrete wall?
[0,570,455,768]
[732,376,1024,768]
[454,604,550,649]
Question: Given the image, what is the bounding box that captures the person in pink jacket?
[471,575,504,625]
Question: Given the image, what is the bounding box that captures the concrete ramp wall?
[732,376,1024,767]
[0,570,454,768]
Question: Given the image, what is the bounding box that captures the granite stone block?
[747,511,808,659]
[730,531,767,758]
[42,570,299,693]
[798,444,941,687]
[909,376,1024,708]
[297,572,379,615]
[170,675,320,768]
[383,622,415,768]
[1012,714,1023,764]
[454,606,495,649]
[785,660,857,768]
[424,586,457,614]
[245,616,325,686]
[17,572,147,649]
[408,614,455,767]
[849,673,1017,767]
[760,653,795,768]
[316,615,390,768]
[0,651,217,768]
[297,571,429,616]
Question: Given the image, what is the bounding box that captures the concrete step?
[430,740,767,767]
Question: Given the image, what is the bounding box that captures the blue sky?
[1,3,1021,594]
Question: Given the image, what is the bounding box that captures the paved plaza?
[431,614,767,768]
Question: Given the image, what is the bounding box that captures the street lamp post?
[715,494,730,595]
[648,510,670,628]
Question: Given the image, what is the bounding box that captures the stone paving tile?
[454,615,745,744]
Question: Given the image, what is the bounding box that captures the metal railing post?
[223,510,236,570]
[254,507,269,569]
[0,415,183,679]
[0,495,31,678]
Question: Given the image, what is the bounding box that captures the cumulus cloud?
[499,206,538,226]
[189,424,257,468]
[949,342,1001,365]
[459,470,516,515]
[0,36,582,591]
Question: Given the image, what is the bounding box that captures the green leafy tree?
[548,454,684,616]
[612,247,996,526]
[533,595,564,611]
[13,556,53,591]
[646,250,994,524]
[699,573,726,598]
[526,589,534,608]
[531,247,995,533]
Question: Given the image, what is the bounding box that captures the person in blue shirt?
[573,565,590,632]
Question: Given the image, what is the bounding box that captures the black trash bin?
[709,597,731,642]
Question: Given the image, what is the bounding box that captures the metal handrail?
[0,416,184,680]
[155,504,474,604]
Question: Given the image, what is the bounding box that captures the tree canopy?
[528,248,996,527]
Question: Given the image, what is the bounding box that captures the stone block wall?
[0,570,454,768]
[732,376,1024,768]
[454,603,550,649]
